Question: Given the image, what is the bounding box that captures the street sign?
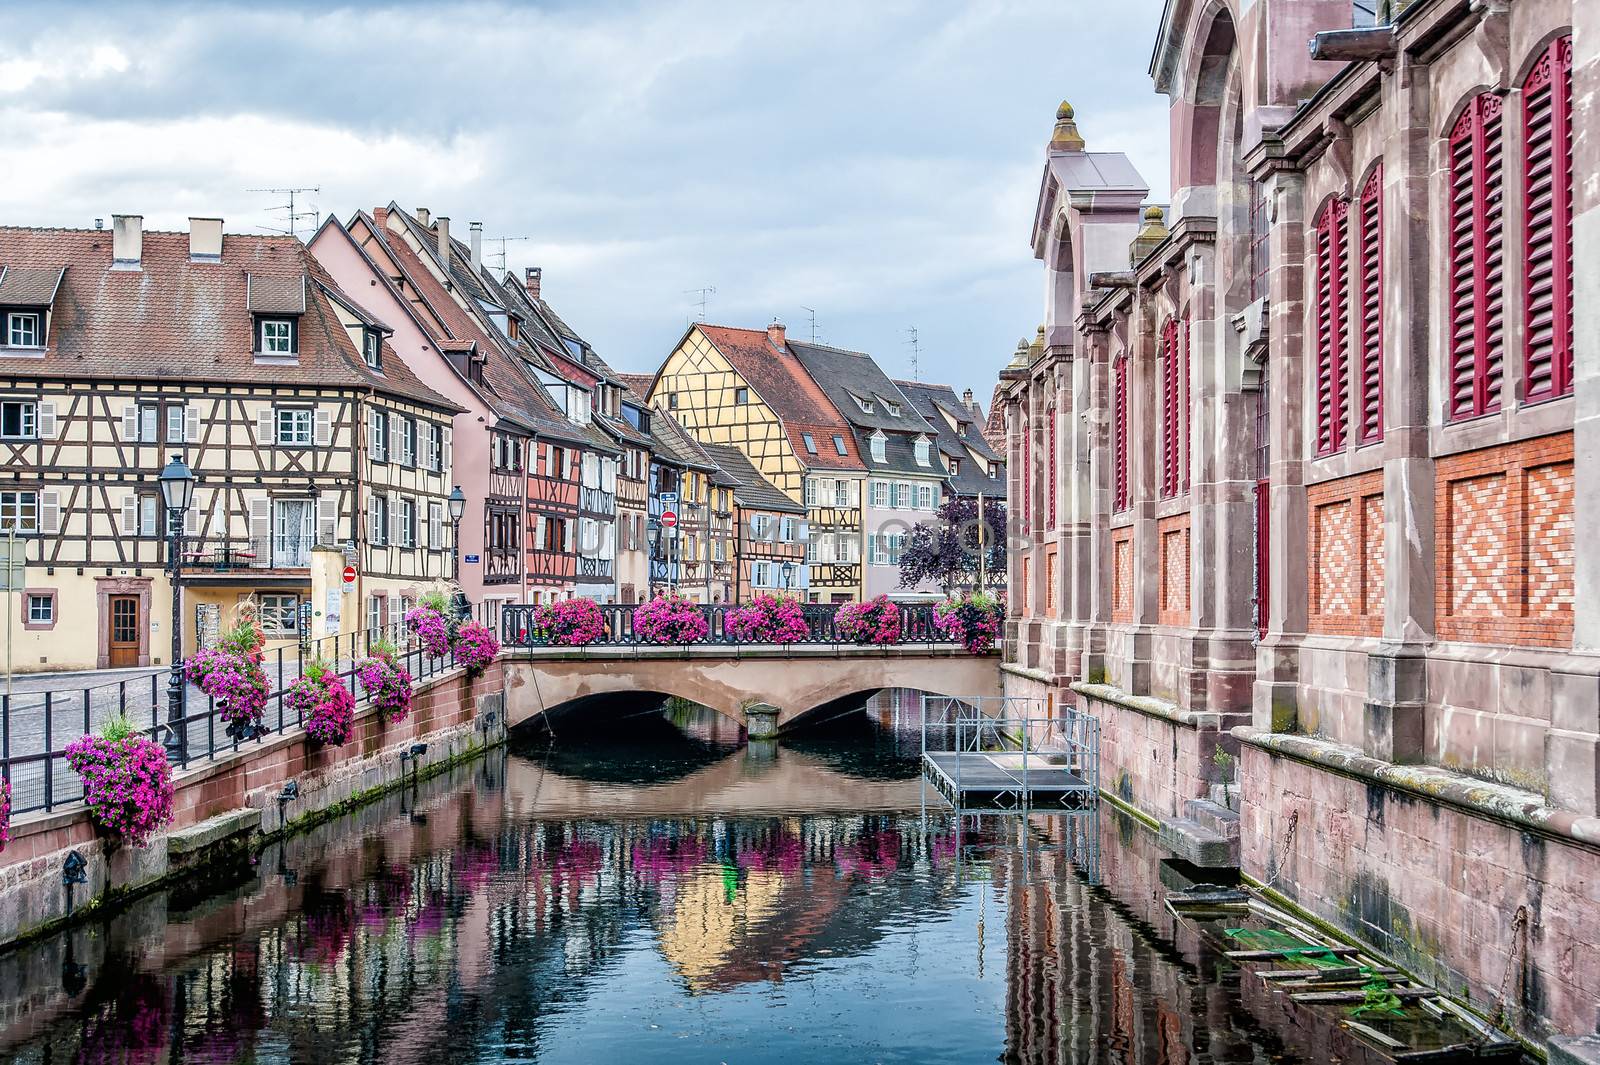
[660,492,679,504]
[342,565,357,585]
[464,553,481,564]
[0,539,23,592]
[661,510,678,529]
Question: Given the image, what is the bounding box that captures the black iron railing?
[500,602,954,648]
[0,603,497,821]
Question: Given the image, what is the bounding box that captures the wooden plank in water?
[1340,1020,1409,1051]
[1226,947,1360,961]
[1290,987,1435,1005]
[1259,965,1398,982]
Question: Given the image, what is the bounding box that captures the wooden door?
[108,595,140,667]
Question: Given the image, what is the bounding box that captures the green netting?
[1223,928,1408,1018]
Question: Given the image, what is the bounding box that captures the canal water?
[0,694,1473,1064]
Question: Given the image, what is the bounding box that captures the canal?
[0,693,1485,1064]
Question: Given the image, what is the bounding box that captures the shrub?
[65,716,174,847]
[356,640,413,723]
[286,659,357,746]
[632,595,709,645]
[454,620,500,679]
[933,591,1005,654]
[834,595,902,645]
[726,594,810,644]
[185,620,269,738]
[0,777,10,854]
[534,597,605,647]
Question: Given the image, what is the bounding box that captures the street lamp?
[447,486,466,580]
[780,560,795,590]
[158,455,195,762]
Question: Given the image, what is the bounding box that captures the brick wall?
[1112,527,1134,623]
[1045,545,1058,615]
[1435,432,1573,647]
[1308,471,1384,637]
[1157,514,1190,627]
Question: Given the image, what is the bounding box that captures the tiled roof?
[894,380,1001,463]
[0,225,458,411]
[246,272,306,314]
[698,443,805,514]
[616,373,656,402]
[694,325,863,471]
[787,340,929,436]
[648,407,718,472]
[0,264,64,305]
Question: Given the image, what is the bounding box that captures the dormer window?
[950,458,961,476]
[258,317,296,357]
[850,392,874,414]
[913,437,930,466]
[869,432,887,463]
[885,399,902,416]
[6,312,41,348]
[362,328,381,369]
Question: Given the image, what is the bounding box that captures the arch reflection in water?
[0,723,1497,1064]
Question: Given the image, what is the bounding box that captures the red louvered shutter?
[1314,198,1350,454]
[1522,36,1574,403]
[1113,354,1129,512]
[1021,413,1031,531]
[1047,404,1057,528]
[1181,315,1191,493]
[1161,319,1179,498]
[1356,167,1383,444]
[1447,93,1506,420]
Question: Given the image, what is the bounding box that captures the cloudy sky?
[0,0,1169,399]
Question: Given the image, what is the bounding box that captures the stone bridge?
[503,646,1002,736]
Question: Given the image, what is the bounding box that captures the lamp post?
[781,560,795,591]
[646,519,661,598]
[158,455,195,762]
[447,486,466,580]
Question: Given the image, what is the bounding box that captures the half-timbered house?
[894,381,1007,501]
[0,216,459,671]
[700,444,808,601]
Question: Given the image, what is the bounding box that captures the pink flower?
[356,647,413,723]
[286,660,357,746]
[632,595,709,645]
[0,778,11,853]
[65,730,174,847]
[531,598,605,646]
[726,594,811,644]
[453,621,500,678]
[405,606,452,657]
[933,592,1005,654]
[834,596,902,645]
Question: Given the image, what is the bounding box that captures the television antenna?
[248,186,321,239]
[905,326,921,381]
[486,236,536,279]
[800,306,818,343]
[684,286,716,322]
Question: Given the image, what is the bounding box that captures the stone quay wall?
[0,661,507,949]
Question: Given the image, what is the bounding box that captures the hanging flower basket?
[65,717,175,848]
[356,641,413,723]
[533,598,605,647]
[834,595,902,645]
[0,777,11,854]
[185,621,269,739]
[453,621,500,679]
[726,594,810,644]
[632,595,709,645]
[933,591,1005,654]
[285,659,357,746]
[405,605,452,657]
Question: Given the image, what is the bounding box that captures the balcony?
[580,486,616,515]
[180,535,331,574]
[578,555,614,580]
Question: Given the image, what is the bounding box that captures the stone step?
[1184,798,1240,840]
[1157,816,1240,869]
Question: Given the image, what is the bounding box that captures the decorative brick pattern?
[1111,529,1134,623]
[1308,471,1384,637]
[1157,513,1190,627]
[1045,546,1058,615]
[1436,432,1573,647]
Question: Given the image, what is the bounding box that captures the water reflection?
[0,701,1521,1064]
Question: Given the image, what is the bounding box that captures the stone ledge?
[1000,661,1060,685]
[1234,727,1600,851]
[1549,1035,1600,1065]
[166,807,261,856]
[1072,682,1224,730]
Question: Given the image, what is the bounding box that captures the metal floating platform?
[921,750,1097,811]
[918,696,1101,813]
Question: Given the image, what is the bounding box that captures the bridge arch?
[503,649,1002,736]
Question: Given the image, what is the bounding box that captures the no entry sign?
[661,510,678,528]
[342,565,357,585]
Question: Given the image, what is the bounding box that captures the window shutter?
[121,404,138,441]
[38,401,57,440]
[184,496,202,537]
[120,493,137,536]
[1356,168,1384,443]
[40,489,60,535]
[1047,405,1057,526]
[185,405,200,445]
[318,496,337,544]
[1447,93,1506,420]
[1113,354,1129,512]
[389,417,402,465]
[430,503,443,549]
[167,405,184,443]
[1161,320,1179,498]
[257,406,275,444]
[442,427,452,472]
[1522,37,1574,403]
[389,493,401,546]
[250,497,270,552]
[1314,198,1350,454]
[1181,316,1191,493]
[314,408,332,447]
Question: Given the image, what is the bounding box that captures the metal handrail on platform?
[919,695,1100,811]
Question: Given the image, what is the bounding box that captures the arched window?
[1446,92,1506,421]
[1522,36,1574,403]
[1161,319,1181,498]
[1113,353,1130,512]
[1355,166,1384,444]
[1314,197,1350,454]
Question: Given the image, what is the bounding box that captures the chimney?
[963,388,976,412]
[416,207,430,226]
[767,318,786,349]
[111,214,143,270]
[469,221,482,273]
[189,217,223,262]
[435,216,450,268]
[524,267,541,300]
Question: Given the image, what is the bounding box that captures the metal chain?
[1481,904,1530,1041]
[1264,808,1299,889]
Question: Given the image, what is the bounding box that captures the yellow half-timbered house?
[646,322,861,602]
[0,217,461,671]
